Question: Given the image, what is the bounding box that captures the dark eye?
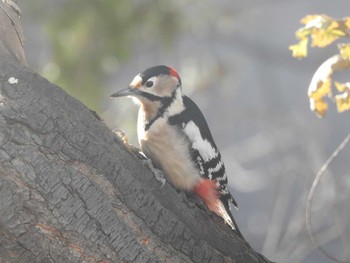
[145,81,154,88]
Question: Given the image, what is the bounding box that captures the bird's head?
[110,65,182,105]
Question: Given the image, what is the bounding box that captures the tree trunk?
[0,2,274,262]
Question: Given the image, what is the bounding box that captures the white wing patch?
[184,121,218,162]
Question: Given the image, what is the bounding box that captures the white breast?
[137,116,201,190]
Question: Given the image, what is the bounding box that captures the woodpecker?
[111,65,241,234]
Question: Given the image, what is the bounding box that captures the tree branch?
[0,0,26,66]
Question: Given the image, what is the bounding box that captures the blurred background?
[20,1,350,262]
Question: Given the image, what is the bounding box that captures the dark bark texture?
[0,2,274,263]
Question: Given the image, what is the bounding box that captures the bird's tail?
[193,179,243,237]
[220,198,243,238]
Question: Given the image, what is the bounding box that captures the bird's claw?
[142,159,166,187]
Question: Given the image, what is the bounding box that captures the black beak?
[110,86,139,98]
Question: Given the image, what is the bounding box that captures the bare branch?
[306,133,350,263]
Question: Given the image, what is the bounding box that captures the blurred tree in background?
[41,0,181,111]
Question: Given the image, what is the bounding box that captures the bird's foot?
[142,159,166,187]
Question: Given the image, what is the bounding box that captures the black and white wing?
[168,96,237,208]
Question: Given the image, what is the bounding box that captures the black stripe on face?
[138,90,165,102]
[144,89,178,131]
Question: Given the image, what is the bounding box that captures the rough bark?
[0,0,26,66]
[0,2,274,263]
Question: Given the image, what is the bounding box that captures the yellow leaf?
[309,77,331,100]
[300,14,328,25]
[310,98,328,117]
[296,27,312,39]
[289,38,308,58]
[344,17,350,29]
[335,81,347,92]
[335,91,350,112]
[311,25,344,48]
[339,43,350,59]
[298,15,348,48]
[330,29,348,37]
[310,31,334,47]
[308,55,350,98]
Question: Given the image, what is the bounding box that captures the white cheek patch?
[184,121,218,162]
[130,75,142,88]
